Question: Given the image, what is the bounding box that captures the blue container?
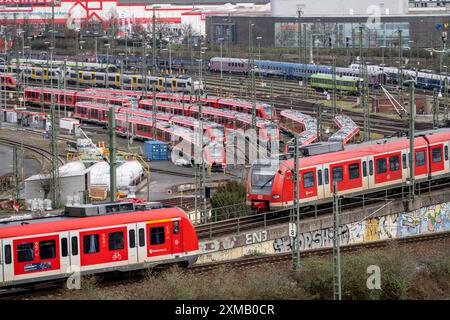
[144,140,169,161]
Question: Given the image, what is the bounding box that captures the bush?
[210,180,251,221]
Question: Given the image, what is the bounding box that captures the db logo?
[112,252,122,261]
[175,240,179,245]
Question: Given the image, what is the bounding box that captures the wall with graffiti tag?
[197,201,450,263]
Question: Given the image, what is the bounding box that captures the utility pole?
[445,73,449,125]
[109,104,117,202]
[433,89,439,129]
[332,56,337,117]
[316,104,322,141]
[332,181,342,300]
[291,134,300,270]
[12,147,19,202]
[249,22,256,129]
[142,31,147,97]
[50,1,59,208]
[152,83,157,139]
[409,81,415,200]
[398,29,403,105]
[362,63,370,141]
[152,7,157,75]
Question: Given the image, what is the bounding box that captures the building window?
[39,240,56,260]
[150,227,165,245]
[83,234,100,254]
[108,232,124,251]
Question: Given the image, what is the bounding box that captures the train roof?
[0,205,186,239]
[279,129,450,171]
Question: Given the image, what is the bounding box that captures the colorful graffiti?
[397,202,450,236]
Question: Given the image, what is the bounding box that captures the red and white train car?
[0,73,17,90]
[247,130,450,211]
[0,202,199,288]
[24,87,77,109]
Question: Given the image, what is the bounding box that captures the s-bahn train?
[0,62,203,94]
[0,202,199,288]
[247,129,450,211]
[209,57,385,88]
[0,73,17,90]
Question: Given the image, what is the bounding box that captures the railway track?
[189,230,450,273]
[195,176,450,240]
[0,137,64,166]
[2,229,448,299]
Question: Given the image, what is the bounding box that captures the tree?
[210,180,250,221]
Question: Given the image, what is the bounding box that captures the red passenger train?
[0,73,17,90]
[0,202,199,287]
[247,130,450,211]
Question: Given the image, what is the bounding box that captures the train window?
[108,76,115,81]
[324,168,329,184]
[416,151,426,166]
[376,158,387,174]
[108,232,124,251]
[61,238,68,257]
[71,236,78,255]
[445,146,449,161]
[150,227,165,245]
[5,245,11,264]
[83,234,100,254]
[318,169,323,186]
[332,166,343,182]
[369,160,374,176]
[96,75,104,80]
[303,171,315,188]
[173,221,179,234]
[348,163,359,179]
[432,148,442,163]
[138,228,145,247]
[129,230,136,248]
[403,154,407,169]
[39,240,56,260]
[389,155,400,171]
[17,242,34,262]
[362,161,367,177]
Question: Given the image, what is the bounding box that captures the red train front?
[247,130,450,211]
[0,202,199,287]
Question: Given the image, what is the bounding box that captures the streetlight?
[256,36,262,60]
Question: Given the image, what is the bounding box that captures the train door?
[132,76,137,89]
[115,74,120,87]
[31,68,36,80]
[171,219,183,255]
[68,231,80,272]
[78,71,83,84]
[147,221,171,258]
[158,78,163,90]
[43,68,48,81]
[59,232,70,274]
[127,224,138,265]
[322,165,331,199]
[136,223,147,263]
[367,156,375,189]
[172,78,177,92]
[316,165,325,200]
[0,240,3,283]
[401,151,408,183]
[2,239,13,282]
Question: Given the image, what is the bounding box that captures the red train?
[247,130,450,211]
[0,73,17,89]
[73,102,226,167]
[0,202,199,288]
[86,88,277,121]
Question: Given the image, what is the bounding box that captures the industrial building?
[206,0,450,48]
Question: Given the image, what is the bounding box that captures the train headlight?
[272,194,280,199]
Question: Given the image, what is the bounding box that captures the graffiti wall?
[198,201,450,263]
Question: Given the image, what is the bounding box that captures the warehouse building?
[206,0,450,48]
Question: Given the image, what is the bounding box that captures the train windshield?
[263,104,274,119]
[251,165,277,189]
[264,123,278,138]
[209,142,223,158]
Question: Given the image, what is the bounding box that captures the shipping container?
[144,140,169,161]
